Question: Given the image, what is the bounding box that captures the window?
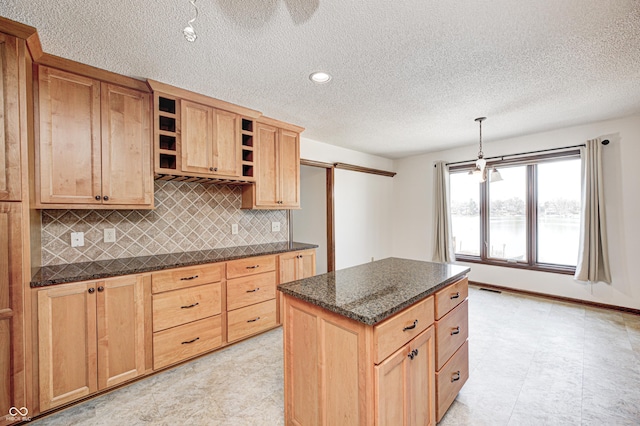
[450,152,581,274]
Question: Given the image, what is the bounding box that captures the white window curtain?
[433,161,454,263]
[575,138,611,283]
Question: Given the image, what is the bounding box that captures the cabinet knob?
[88,287,95,294]
[209,167,218,172]
[97,286,104,292]
[103,196,109,201]
[95,195,101,200]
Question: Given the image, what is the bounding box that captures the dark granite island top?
[31,242,318,287]
[278,257,470,325]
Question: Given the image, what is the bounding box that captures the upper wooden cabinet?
[242,118,302,209]
[35,65,153,208]
[0,33,22,202]
[181,100,240,178]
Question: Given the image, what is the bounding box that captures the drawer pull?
[247,317,261,323]
[181,302,200,309]
[451,326,461,335]
[246,287,260,293]
[450,292,460,300]
[181,337,200,344]
[403,319,418,332]
[451,371,461,382]
[246,265,260,269]
[407,348,419,360]
[180,275,199,281]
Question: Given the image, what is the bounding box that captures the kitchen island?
[278,257,470,425]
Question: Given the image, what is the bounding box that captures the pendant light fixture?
[183,0,198,42]
[472,117,487,182]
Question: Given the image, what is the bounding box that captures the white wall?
[300,137,395,270]
[391,114,640,310]
[293,165,328,274]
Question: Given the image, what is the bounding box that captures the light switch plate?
[231,224,239,235]
[271,222,281,232]
[104,228,116,243]
[70,232,84,248]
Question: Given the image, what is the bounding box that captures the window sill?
[454,255,576,275]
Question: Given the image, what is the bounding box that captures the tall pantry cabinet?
[0,24,32,426]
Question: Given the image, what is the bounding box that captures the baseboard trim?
[469,281,640,316]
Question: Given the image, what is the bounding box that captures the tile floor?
[31,286,640,425]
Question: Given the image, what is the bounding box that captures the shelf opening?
[158,97,176,114]
[241,119,253,132]
[242,165,254,177]
[242,150,253,162]
[159,154,177,170]
[159,116,176,132]
[159,135,177,151]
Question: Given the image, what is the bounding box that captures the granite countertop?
[31,242,318,287]
[278,257,470,325]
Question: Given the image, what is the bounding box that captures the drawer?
[153,315,222,370]
[373,296,434,364]
[152,263,224,293]
[226,255,276,279]
[436,299,468,370]
[152,283,222,332]
[227,271,276,311]
[436,340,469,422]
[227,299,277,342]
[435,277,468,320]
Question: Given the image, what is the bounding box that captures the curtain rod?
[440,139,609,167]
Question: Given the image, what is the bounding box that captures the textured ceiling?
[2,1,639,159]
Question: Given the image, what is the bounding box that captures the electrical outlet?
[231,224,239,235]
[271,222,281,232]
[104,228,116,243]
[70,232,84,248]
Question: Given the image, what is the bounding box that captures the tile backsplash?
[41,181,288,266]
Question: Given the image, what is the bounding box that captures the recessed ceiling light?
[309,72,332,84]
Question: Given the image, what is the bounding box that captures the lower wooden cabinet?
[375,327,436,426]
[227,299,277,343]
[153,316,222,370]
[278,249,316,284]
[37,275,146,410]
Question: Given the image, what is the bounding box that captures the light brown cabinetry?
[37,275,146,411]
[242,119,302,209]
[151,264,224,370]
[0,33,21,202]
[35,65,152,208]
[434,277,469,422]
[278,249,316,284]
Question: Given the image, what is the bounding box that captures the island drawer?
[227,271,276,311]
[153,315,222,370]
[436,340,469,422]
[373,296,434,364]
[435,277,468,320]
[226,255,276,279]
[152,263,224,294]
[436,299,468,370]
[152,283,222,332]
[227,299,277,342]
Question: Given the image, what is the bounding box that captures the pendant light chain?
[475,117,486,159]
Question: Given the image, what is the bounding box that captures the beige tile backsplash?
[41,181,288,266]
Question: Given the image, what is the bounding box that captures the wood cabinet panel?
[436,340,469,422]
[151,263,224,293]
[181,100,213,175]
[153,315,222,370]
[152,283,222,332]
[38,283,98,411]
[278,129,300,207]
[374,296,434,364]
[435,299,468,370]
[254,123,278,206]
[37,66,101,205]
[0,34,21,201]
[299,250,316,279]
[227,299,277,342]
[96,276,146,389]
[434,277,468,320]
[101,84,152,206]
[213,109,240,177]
[278,250,316,285]
[226,255,276,279]
[226,271,276,311]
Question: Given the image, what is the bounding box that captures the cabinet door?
[101,84,152,206]
[299,250,316,279]
[0,203,24,417]
[96,275,145,389]
[212,109,240,176]
[408,327,436,426]
[37,66,101,205]
[375,342,409,425]
[0,34,21,201]
[278,252,298,284]
[278,129,300,207]
[254,123,279,206]
[38,282,98,411]
[181,100,213,175]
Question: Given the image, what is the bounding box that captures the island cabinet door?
[375,326,436,426]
